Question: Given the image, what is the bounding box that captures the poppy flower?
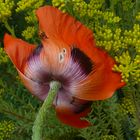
[4,6,125,128]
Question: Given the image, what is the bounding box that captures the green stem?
[3,20,16,37]
[32,81,61,140]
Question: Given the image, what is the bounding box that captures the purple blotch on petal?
[71,47,93,75]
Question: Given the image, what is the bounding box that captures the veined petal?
[4,34,35,73]
[71,47,125,100]
[18,69,49,100]
[3,34,49,100]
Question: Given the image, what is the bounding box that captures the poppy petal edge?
[4,33,36,73]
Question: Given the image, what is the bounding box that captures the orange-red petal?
[36,6,125,101]
[56,106,91,128]
[72,47,125,100]
[36,6,96,58]
[4,33,35,73]
[4,34,50,100]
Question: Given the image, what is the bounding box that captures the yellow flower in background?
[0,0,14,22]
[22,26,36,40]
[0,121,15,140]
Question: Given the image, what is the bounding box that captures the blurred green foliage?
[0,0,140,140]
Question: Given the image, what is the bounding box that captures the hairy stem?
[32,81,61,140]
